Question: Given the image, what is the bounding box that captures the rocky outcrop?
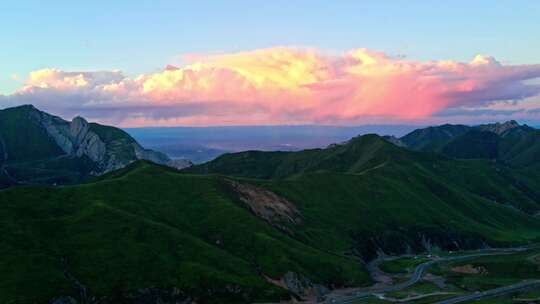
[278,272,329,302]
[134,144,192,170]
[30,109,111,168]
[225,179,302,232]
[27,105,191,174]
[167,158,193,170]
[383,135,407,147]
[478,120,520,135]
[71,117,107,162]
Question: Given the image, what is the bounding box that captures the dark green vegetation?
[3,112,540,303]
[345,248,540,304]
[429,247,540,292]
[470,288,540,303]
[400,124,471,152]
[0,105,173,188]
[0,162,369,303]
[400,120,540,169]
[379,257,429,274]
[0,105,73,187]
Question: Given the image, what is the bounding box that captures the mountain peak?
[479,120,520,135]
[72,115,88,124]
[0,105,192,187]
[5,104,38,113]
[17,104,37,110]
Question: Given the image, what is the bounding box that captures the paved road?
[434,280,540,304]
[327,247,532,304]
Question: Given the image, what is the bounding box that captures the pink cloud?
[2,47,540,126]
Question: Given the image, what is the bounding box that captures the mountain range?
[1,105,540,303]
[126,125,418,163]
[397,120,540,167]
[0,105,191,188]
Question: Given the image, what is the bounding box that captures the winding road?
[327,246,534,304]
[434,280,540,304]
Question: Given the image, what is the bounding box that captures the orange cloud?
[3,47,540,126]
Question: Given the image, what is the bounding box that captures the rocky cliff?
[0,105,191,186]
[28,106,192,173]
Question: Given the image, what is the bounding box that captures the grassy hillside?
[3,131,540,303]
[272,163,540,253]
[0,105,174,188]
[3,155,540,303]
[0,162,369,304]
[400,124,471,151]
[185,134,441,179]
[441,130,499,159]
[188,134,540,212]
[0,105,65,163]
[497,127,540,168]
[399,121,540,169]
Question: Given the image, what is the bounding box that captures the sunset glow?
[2,47,540,126]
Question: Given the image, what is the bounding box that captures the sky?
[1,1,540,126]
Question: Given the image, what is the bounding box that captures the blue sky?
[1,1,540,126]
[2,1,539,94]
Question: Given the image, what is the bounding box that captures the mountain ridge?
[2,109,540,302]
[0,105,191,187]
[397,120,540,167]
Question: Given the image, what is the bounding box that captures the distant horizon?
[3,103,539,130]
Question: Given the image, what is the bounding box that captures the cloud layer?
[2,47,540,126]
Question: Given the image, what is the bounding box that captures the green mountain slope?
[187,134,540,213]
[398,121,540,168]
[0,161,369,303]
[496,126,540,168]
[3,121,540,303]
[400,124,471,151]
[3,152,540,302]
[0,105,65,162]
[185,134,440,179]
[440,130,500,159]
[0,149,540,303]
[0,105,190,188]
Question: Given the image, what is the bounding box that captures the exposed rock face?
[281,272,329,302]
[478,120,520,135]
[167,158,194,170]
[71,117,107,162]
[133,144,193,170]
[27,105,191,174]
[383,135,406,147]
[225,179,302,232]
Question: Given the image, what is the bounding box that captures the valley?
[2,3,540,303]
[2,106,540,303]
[325,245,540,303]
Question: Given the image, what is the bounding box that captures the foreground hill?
[3,134,540,303]
[0,105,191,187]
[0,161,369,303]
